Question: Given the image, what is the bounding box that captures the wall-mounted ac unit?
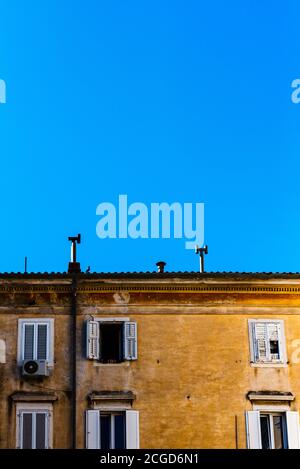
[21,359,50,377]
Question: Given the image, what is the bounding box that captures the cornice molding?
[0,283,300,294]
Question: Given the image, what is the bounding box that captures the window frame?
[259,412,288,449]
[248,319,287,367]
[18,319,54,366]
[100,411,126,449]
[16,403,53,449]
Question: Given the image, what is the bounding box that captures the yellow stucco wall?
[1,274,300,448]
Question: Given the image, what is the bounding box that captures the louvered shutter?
[126,410,139,449]
[35,413,47,449]
[124,322,137,360]
[87,320,99,359]
[246,411,261,449]
[23,324,35,360]
[286,411,300,448]
[86,410,100,449]
[37,324,48,360]
[21,412,33,448]
[253,323,267,361]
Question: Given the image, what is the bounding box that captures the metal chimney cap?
[156,261,166,273]
[68,234,81,244]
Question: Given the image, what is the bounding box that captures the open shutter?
[124,322,137,360]
[246,411,261,449]
[86,320,99,360]
[286,411,300,448]
[253,323,267,361]
[23,324,35,360]
[126,410,139,449]
[86,410,100,449]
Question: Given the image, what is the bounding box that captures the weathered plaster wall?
[0,275,300,448]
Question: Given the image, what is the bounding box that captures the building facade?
[0,270,300,449]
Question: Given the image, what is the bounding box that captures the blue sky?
[0,1,299,273]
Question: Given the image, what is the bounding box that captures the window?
[18,319,54,365]
[86,319,137,362]
[86,410,139,449]
[248,320,286,365]
[101,323,123,363]
[16,404,52,449]
[246,411,300,449]
[260,413,287,449]
[100,412,125,449]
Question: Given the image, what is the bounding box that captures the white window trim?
[94,317,130,323]
[16,403,53,449]
[248,319,287,367]
[18,319,54,366]
[253,404,290,411]
[92,402,132,411]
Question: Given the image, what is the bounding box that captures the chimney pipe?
[68,234,81,273]
[156,261,166,273]
[195,245,208,273]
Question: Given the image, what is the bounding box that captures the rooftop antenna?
[68,234,81,273]
[195,245,208,273]
[24,256,27,273]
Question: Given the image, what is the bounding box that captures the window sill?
[250,362,287,368]
[93,361,130,368]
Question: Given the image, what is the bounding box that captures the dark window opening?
[260,414,287,449]
[100,323,123,363]
[100,413,125,449]
[260,415,271,449]
[270,340,279,356]
[115,414,125,449]
[100,415,111,449]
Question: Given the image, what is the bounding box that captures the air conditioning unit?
[21,359,50,377]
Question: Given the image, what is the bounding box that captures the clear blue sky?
[0,1,299,273]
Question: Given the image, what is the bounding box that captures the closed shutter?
[126,410,139,449]
[253,323,267,361]
[124,322,137,360]
[37,324,48,360]
[246,411,261,449]
[87,320,99,360]
[21,412,33,448]
[35,413,47,449]
[23,324,34,360]
[286,411,300,448]
[86,410,100,449]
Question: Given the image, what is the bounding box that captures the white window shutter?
[246,411,261,449]
[86,320,99,360]
[37,324,48,360]
[254,323,267,361]
[286,411,300,448]
[126,410,139,449]
[124,322,137,360]
[86,410,100,449]
[23,324,35,360]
